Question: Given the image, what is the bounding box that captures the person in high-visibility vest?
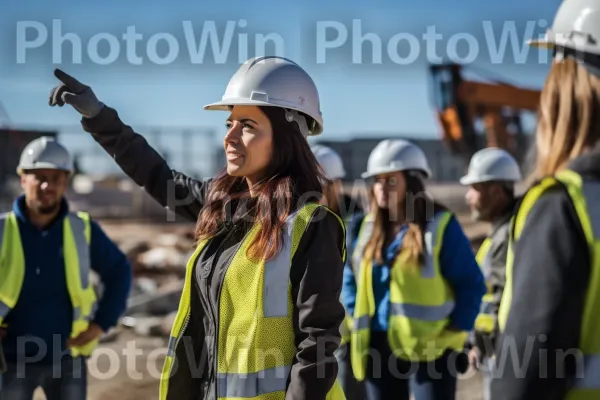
[0,137,132,400]
[312,144,366,400]
[49,56,348,400]
[458,147,522,400]
[493,0,600,398]
[342,139,486,400]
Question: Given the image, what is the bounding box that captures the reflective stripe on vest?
[498,169,600,397]
[474,238,495,333]
[350,210,468,381]
[0,211,97,357]
[159,203,347,400]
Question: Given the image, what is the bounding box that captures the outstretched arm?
[82,106,211,222]
[49,69,212,222]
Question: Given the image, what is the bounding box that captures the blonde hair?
[532,59,600,180]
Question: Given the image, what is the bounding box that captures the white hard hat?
[311,144,345,180]
[204,56,323,136]
[460,147,522,185]
[17,136,73,174]
[362,139,432,179]
[528,0,600,57]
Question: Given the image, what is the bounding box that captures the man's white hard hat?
[460,147,522,185]
[17,136,73,174]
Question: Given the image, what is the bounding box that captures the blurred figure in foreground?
[494,0,600,398]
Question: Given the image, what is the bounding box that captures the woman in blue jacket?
[342,139,486,400]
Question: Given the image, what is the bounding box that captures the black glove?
[49,69,104,119]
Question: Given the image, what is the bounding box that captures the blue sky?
[0,0,563,173]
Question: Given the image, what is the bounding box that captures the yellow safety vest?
[159,203,347,400]
[498,169,600,399]
[340,316,353,345]
[0,211,99,358]
[350,210,468,381]
[474,238,495,334]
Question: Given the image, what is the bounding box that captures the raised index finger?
[53,68,87,93]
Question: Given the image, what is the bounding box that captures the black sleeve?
[491,186,590,400]
[287,209,346,400]
[80,106,211,222]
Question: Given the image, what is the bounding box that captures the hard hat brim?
[459,174,519,185]
[17,163,73,174]
[204,98,277,111]
[361,166,431,180]
[17,162,73,172]
[527,38,554,48]
[204,98,324,136]
[459,174,482,185]
[528,36,600,56]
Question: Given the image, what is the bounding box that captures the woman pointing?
[49,56,347,400]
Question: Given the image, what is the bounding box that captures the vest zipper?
[213,224,253,399]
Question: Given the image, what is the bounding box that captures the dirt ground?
[35,184,491,400]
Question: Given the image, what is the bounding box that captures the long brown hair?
[363,172,446,269]
[532,58,600,180]
[194,106,329,261]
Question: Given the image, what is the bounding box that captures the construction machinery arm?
[429,62,540,163]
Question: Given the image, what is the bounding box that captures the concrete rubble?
[95,223,197,340]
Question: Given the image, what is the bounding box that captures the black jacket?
[491,147,600,399]
[81,106,346,400]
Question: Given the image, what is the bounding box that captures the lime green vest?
[160,203,347,400]
[474,238,496,334]
[0,211,99,357]
[349,210,468,381]
[498,169,600,399]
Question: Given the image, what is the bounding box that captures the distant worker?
[49,56,348,400]
[493,0,600,398]
[0,137,132,400]
[343,139,486,400]
[459,147,521,400]
[312,144,366,400]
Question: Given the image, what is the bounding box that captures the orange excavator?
[429,62,541,166]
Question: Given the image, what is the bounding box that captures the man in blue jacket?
[0,136,132,400]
